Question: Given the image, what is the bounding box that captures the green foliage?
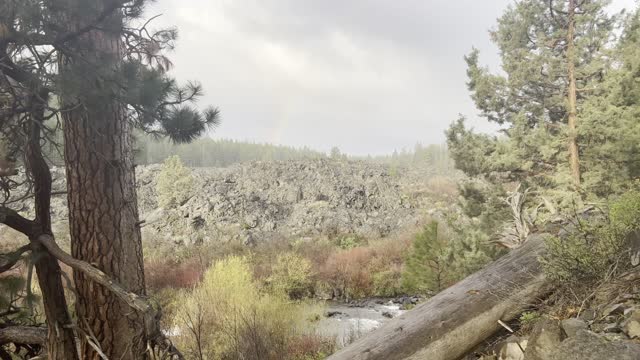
[173,256,328,360]
[335,235,363,250]
[448,227,496,278]
[447,0,639,217]
[608,190,640,235]
[156,156,195,208]
[372,270,403,297]
[0,275,25,309]
[457,180,511,235]
[541,221,616,284]
[268,252,314,300]
[519,311,541,328]
[401,221,452,294]
[541,191,640,285]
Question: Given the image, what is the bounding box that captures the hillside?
[139,159,455,245]
[7,159,456,247]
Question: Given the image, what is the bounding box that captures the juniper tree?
[0,0,218,358]
[578,7,640,196]
[448,0,626,213]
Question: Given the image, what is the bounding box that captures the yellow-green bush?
[268,252,315,300]
[372,269,403,297]
[172,256,328,360]
[156,155,195,208]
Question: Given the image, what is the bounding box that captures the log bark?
[328,234,552,360]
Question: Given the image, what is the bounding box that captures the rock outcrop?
[137,159,451,244]
[7,159,453,245]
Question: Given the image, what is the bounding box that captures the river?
[317,300,407,347]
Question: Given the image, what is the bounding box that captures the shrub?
[156,155,194,208]
[335,235,363,250]
[609,190,640,236]
[173,256,325,360]
[372,269,403,297]
[145,257,204,290]
[286,334,335,360]
[269,252,314,300]
[541,191,640,285]
[320,247,374,300]
[315,233,412,299]
[518,311,541,332]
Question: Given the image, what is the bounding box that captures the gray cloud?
[150,0,636,155]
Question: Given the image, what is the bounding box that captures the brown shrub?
[145,257,205,290]
[320,247,375,300]
[287,333,336,360]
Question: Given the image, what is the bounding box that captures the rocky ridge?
[137,159,451,245]
[7,159,453,245]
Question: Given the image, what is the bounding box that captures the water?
[317,301,405,347]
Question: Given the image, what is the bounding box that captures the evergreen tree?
[0,0,217,358]
[579,7,640,196]
[157,155,195,208]
[449,0,623,210]
[401,221,451,293]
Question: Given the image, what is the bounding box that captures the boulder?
[548,330,640,360]
[622,310,640,339]
[578,309,596,322]
[560,318,587,338]
[523,319,564,360]
[496,336,527,360]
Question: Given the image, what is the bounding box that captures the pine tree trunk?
[27,92,79,360]
[60,4,148,359]
[567,0,581,186]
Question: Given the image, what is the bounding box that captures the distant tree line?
[359,143,456,176]
[134,135,326,167]
[134,135,455,173]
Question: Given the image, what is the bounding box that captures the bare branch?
[35,234,184,359]
[0,326,46,346]
[0,244,31,273]
[0,206,36,236]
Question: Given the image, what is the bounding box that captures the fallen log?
[328,233,552,360]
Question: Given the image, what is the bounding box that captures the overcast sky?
[149,0,637,156]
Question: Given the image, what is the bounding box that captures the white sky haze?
[150,0,638,155]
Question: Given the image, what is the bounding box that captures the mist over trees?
[135,136,326,167]
[134,134,455,174]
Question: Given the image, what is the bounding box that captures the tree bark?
[26,90,79,360]
[60,3,148,358]
[328,234,552,360]
[567,0,581,187]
